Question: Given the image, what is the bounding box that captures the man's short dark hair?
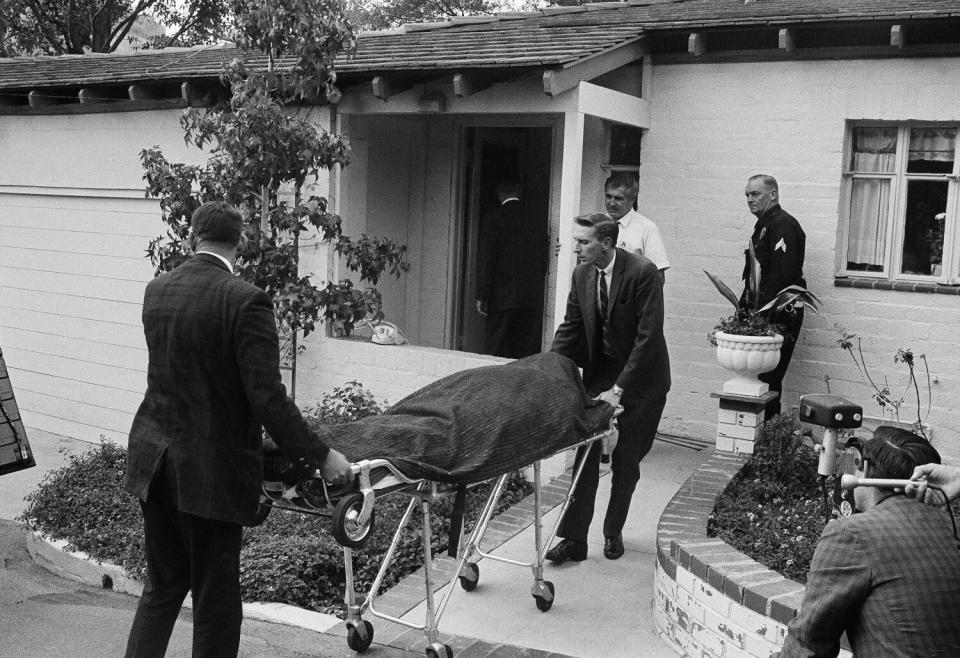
[191,201,243,245]
[574,212,619,245]
[604,171,639,198]
[864,426,940,480]
[747,174,779,194]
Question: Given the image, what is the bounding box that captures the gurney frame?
[260,425,616,658]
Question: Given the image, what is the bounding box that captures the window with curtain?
[842,124,958,281]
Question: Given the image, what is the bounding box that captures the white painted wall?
[10,56,958,463]
[0,110,202,442]
[640,57,960,458]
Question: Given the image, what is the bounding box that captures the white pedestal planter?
[714,331,783,396]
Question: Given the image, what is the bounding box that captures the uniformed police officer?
[742,174,806,417]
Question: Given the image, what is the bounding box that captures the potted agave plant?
[705,247,820,395]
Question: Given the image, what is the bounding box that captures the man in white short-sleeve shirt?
[604,172,670,273]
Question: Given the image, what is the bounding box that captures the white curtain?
[852,128,897,172]
[847,178,889,269]
[910,128,956,163]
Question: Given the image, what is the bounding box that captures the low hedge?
[19,383,532,615]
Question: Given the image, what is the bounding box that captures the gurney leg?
[543,444,595,562]
[530,461,555,612]
[342,546,375,652]
[420,497,440,646]
[342,493,423,652]
[444,473,509,606]
[364,495,419,613]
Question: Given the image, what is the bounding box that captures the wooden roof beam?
[128,84,159,101]
[779,28,796,53]
[371,75,416,101]
[372,75,391,100]
[453,72,492,98]
[543,36,648,97]
[891,24,906,49]
[181,80,224,107]
[688,32,707,57]
[27,90,54,108]
[78,88,106,104]
[577,81,649,128]
[181,81,198,104]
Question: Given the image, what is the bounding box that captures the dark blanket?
[297,352,613,485]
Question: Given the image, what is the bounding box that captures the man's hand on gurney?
[320,449,355,487]
[595,387,623,410]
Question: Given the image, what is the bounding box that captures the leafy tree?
[346,0,497,31]
[142,0,409,371]
[1,0,553,56]
[1,0,231,55]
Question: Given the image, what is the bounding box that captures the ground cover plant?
[707,414,826,583]
[19,383,532,615]
[710,413,960,585]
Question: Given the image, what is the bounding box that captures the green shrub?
[19,383,533,615]
[708,414,826,583]
[241,472,531,615]
[18,441,148,578]
[303,381,387,425]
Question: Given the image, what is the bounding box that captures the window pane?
[901,179,948,276]
[846,178,889,272]
[850,127,897,173]
[907,128,956,174]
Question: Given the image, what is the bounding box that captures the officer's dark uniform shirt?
[746,204,806,307]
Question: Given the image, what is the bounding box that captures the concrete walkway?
[3,428,711,657]
[396,440,709,658]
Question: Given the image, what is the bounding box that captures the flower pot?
[714,331,784,397]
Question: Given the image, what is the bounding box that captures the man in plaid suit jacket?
[124,201,353,657]
[780,427,960,657]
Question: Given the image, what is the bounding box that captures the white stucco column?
[553,109,585,333]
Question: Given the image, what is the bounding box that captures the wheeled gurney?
[260,352,616,658]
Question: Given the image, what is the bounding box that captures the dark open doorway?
[455,126,552,356]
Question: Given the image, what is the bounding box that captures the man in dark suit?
[123,201,353,657]
[476,180,546,358]
[546,212,670,562]
[780,427,960,657]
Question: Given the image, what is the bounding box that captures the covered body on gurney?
[260,352,617,657]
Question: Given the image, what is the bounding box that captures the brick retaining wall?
[652,452,851,658]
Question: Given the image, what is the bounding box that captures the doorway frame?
[447,114,564,352]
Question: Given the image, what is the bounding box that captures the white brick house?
[2,0,959,461]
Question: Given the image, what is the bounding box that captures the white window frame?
[838,122,960,284]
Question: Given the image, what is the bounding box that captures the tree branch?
[23,0,68,54]
[106,0,158,49]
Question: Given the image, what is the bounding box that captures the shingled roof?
[0,0,958,93]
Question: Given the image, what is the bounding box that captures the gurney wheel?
[333,492,375,549]
[534,581,555,612]
[426,643,453,658]
[346,619,374,652]
[458,562,479,591]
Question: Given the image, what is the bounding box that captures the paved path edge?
[24,530,343,633]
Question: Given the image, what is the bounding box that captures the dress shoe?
[545,539,588,563]
[603,534,624,560]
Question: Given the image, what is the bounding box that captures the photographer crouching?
[779,426,960,657]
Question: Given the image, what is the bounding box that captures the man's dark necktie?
[598,270,611,356]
